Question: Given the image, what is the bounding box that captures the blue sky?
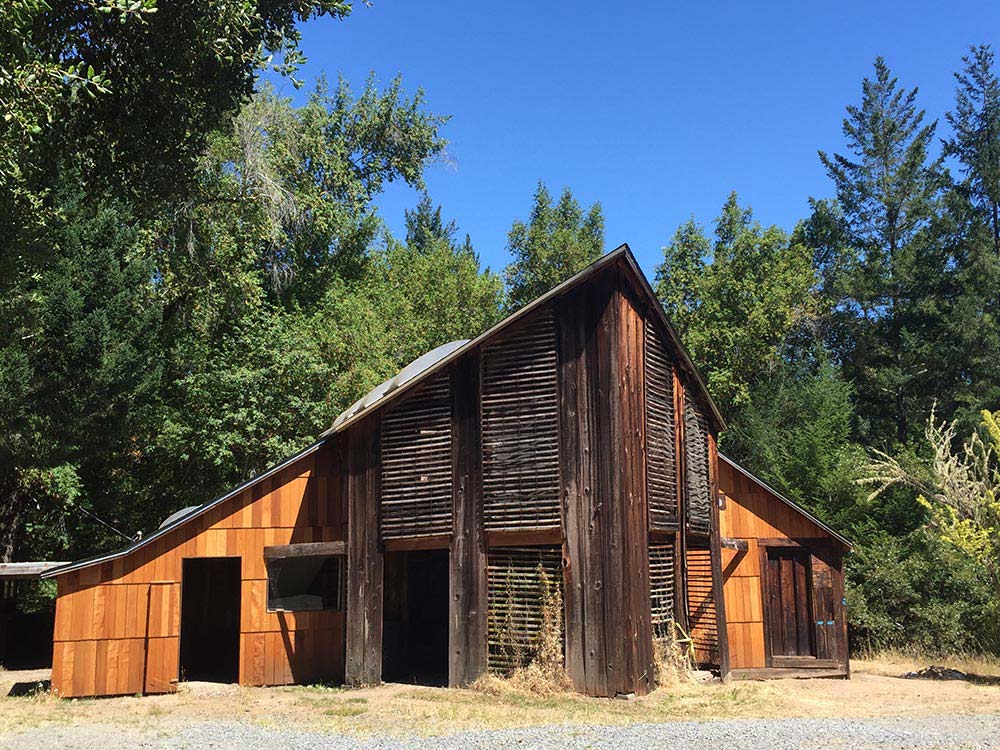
[272,1,999,278]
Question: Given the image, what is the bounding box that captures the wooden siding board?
[345,418,383,687]
[449,353,488,687]
[718,458,849,674]
[51,446,346,698]
[557,280,610,697]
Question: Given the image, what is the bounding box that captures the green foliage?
[655,193,816,417]
[945,44,1000,252]
[722,348,864,530]
[847,531,997,654]
[504,182,604,311]
[814,57,950,446]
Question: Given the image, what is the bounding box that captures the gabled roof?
[322,243,725,436]
[45,244,723,578]
[719,453,852,549]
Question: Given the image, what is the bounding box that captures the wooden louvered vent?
[686,543,719,665]
[649,540,676,640]
[481,308,560,531]
[684,390,712,535]
[644,319,678,530]
[379,374,452,539]
[486,546,564,673]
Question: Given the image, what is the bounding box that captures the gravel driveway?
[3,715,1000,750]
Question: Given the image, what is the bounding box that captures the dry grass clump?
[653,621,696,687]
[475,563,571,696]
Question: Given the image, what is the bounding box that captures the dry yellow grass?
[853,650,1000,679]
[2,654,1000,738]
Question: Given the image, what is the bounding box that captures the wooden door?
[764,548,814,661]
[810,554,838,661]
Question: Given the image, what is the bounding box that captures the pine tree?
[816,58,946,445]
[945,44,1000,252]
[503,181,604,311]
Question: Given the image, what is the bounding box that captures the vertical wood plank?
[345,418,383,686]
[449,352,488,687]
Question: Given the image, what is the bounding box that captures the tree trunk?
[0,476,22,564]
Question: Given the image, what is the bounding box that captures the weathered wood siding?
[685,543,719,665]
[380,374,452,539]
[683,392,712,536]
[718,458,848,675]
[557,268,654,698]
[449,353,488,686]
[482,307,561,531]
[51,445,346,698]
[345,416,383,687]
[644,320,678,530]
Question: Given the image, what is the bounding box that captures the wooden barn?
[718,455,851,679]
[42,244,850,699]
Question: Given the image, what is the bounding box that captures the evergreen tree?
[816,58,947,445]
[945,44,1000,252]
[503,181,604,310]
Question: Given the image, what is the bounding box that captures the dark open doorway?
[180,557,241,683]
[382,549,449,686]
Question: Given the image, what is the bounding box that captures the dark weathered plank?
[556,278,609,697]
[345,417,383,687]
[617,284,653,696]
[449,353,488,687]
[263,541,346,559]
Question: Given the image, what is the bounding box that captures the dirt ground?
[2,658,999,738]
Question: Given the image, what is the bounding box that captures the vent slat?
[379,374,453,538]
[649,540,676,640]
[482,308,561,531]
[684,391,711,535]
[644,320,679,530]
[487,547,564,673]
[686,544,718,664]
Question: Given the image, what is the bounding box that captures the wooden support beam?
[486,529,561,548]
[263,541,346,559]
[345,417,383,687]
[383,535,450,552]
[449,352,488,687]
[721,538,749,552]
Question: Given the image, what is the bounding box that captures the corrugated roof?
[719,453,852,549]
[45,244,725,578]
